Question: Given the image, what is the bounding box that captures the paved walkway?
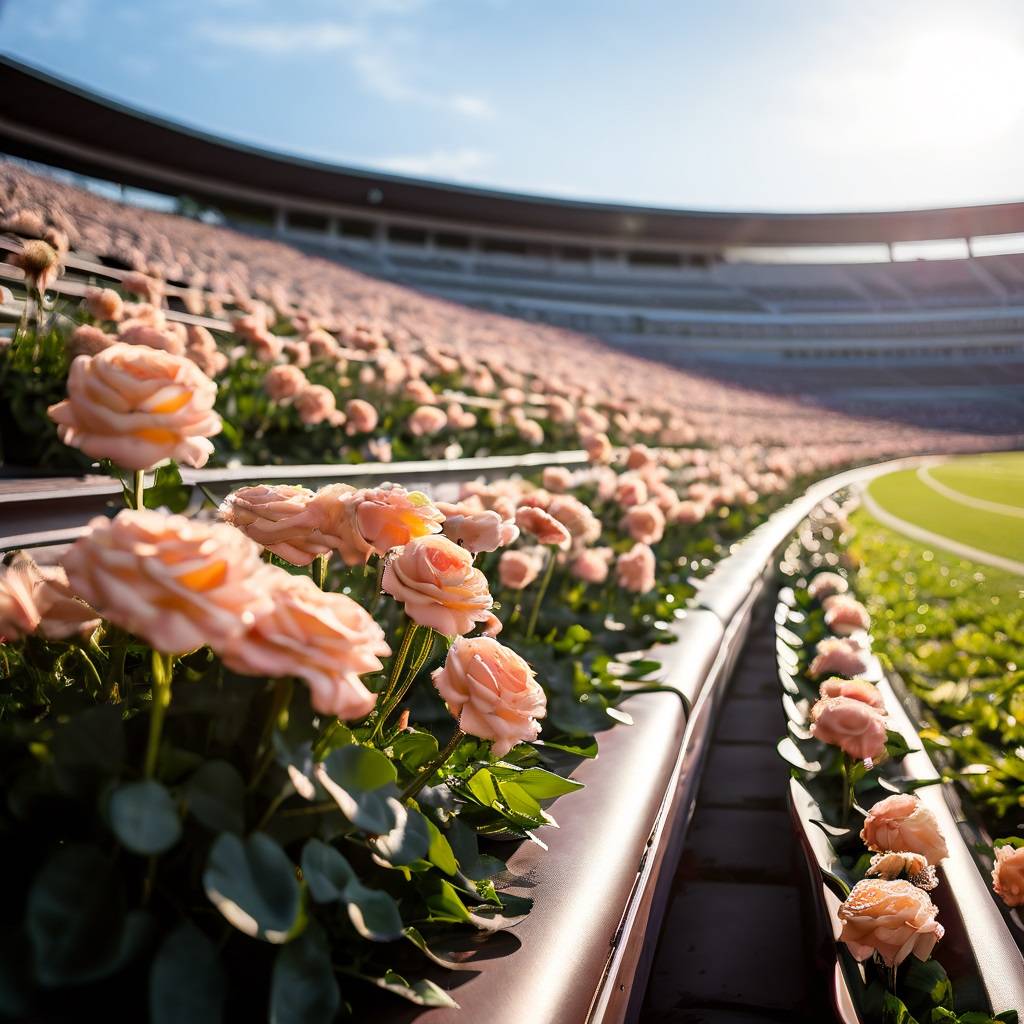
[861,486,1024,576]
[640,600,830,1024]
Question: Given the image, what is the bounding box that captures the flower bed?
[774,498,1023,1023]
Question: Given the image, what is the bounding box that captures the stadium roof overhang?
[2,55,1024,248]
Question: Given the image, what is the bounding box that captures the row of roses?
[777,504,1020,1024]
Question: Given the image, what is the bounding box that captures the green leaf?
[108,779,182,855]
[52,704,124,796]
[424,817,458,876]
[300,840,402,941]
[421,879,472,924]
[899,956,952,1017]
[27,844,148,987]
[538,734,599,758]
[318,746,399,834]
[390,730,439,771]
[885,729,918,761]
[270,923,340,1024]
[144,463,191,514]
[374,802,431,866]
[445,818,506,880]
[149,922,226,1024]
[301,838,355,903]
[490,765,583,799]
[366,970,459,1008]
[203,832,304,943]
[184,760,246,834]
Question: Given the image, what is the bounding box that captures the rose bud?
[992,845,1024,908]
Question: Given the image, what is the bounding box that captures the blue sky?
[4,0,1024,212]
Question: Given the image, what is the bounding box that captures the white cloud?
[375,147,490,180]
[352,50,492,118]
[195,20,359,55]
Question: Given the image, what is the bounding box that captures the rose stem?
[134,469,145,511]
[368,621,421,741]
[250,678,294,791]
[525,546,559,641]
[840,753,854,825]
[400,728,465,802]
[315,553,330,590]
[144,650,174,778]
[375,627,436,734]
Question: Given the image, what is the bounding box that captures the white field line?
[860,486,1024,577]
[917,466,1024,519]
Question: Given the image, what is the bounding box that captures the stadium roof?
[2,55,1024,247]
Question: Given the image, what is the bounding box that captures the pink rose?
[620,502,665,545]
[345,399,379,435]
[2,557,101,640]
[0,559,43,640]
[810,696,888,761]
[808,636,871,679]
[616,543,656,594]
[220,484,329,565]
[48,342,221,471]
[84,287,123,322]
[440,504,517,554]
[583,432,613,465]
[625,444,654,470]
[808,572,849,602]
[498,549,544,590]
[838,879,944,967]
[542,466,573,493]
[382,535,493,636]
[64,510,269,655]
[616,476,648,509]
[570,547,613,585]
[672,500,705,526]
[408,405,448,437]
[517,419,544,446]
[118,322,186,356]
[547,495,601,546]
[68,324,117,359]
[121,270,163,305]
[305,328,339,361]
[515,507,571,549]
[992,845,1024,908]
[819,677,886,712]
[294,385,337,425]
[264,364,308,402]
[824,595,871,636]
[860,794,949,865]
[432,637,546,756]
[220,570,389,720]
[479,611,503,637]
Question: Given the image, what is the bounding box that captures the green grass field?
[866,451,1024,565]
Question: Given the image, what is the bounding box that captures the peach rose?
[48,342,221,470]
[383,535,492,635]
[68,324,117,360]
[64,510,269,655]
[583,432,613,465]
[810,696,887,761]
[571,547,613,585]
[616,476,648,509]
[620,502,665,545]
[547,495,601,546]
[264,364,308,401]
[220,484,329,565]
[515,506,571,549]
[808,636,871,680]
[479,611,503,638]
[838,879,944,967]
[808,571,849,602]
[305,328,339,361]
[992,845,1024,908]
[219,570,388,719]
[517,419,544,446]
[440,505,517,554]
[84,287,124,322]
[118,322,186,356]
[0,560,43,640]
[616,543,656,594]
[408,405,447,437]
[819,677,886,712]
[352,486,445,556]
[542,466,573,493]
[672,500,705,526]
[294,384,337,425]
[867,851,937,890]
[824,595,871,635]
[121,271,163,305]
[860,794,949,865]
[345,399,378,435]
[432,637,546,756]
[625,444,654,470]
[499,549,544,590]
